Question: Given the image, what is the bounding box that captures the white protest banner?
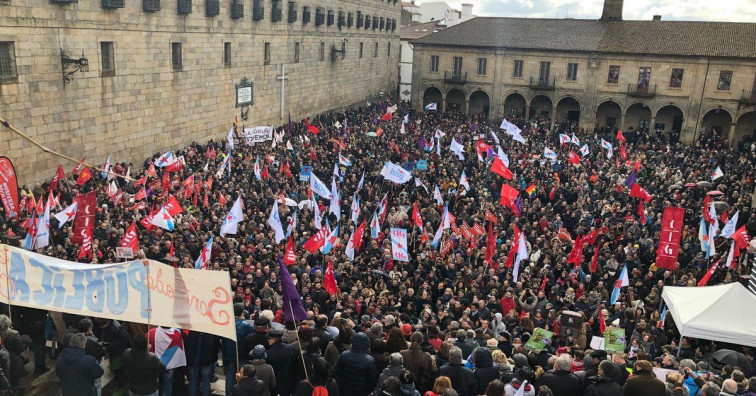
[390,228,409,262]
[0,245,236,341]
[116,247,134,259]
[241,126,274,145]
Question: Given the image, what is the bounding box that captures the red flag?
[323,259,338,295]
[182,175,194,192]
[504,225,521,268]
[567,235,584,267]
[703,194,714,224]
[307,125,320,135]
[303,226,328,253]
[35,195,44,215]
[309,148,317,161]
[549,185,558,200]
[411,202,423,229]
[204,176,213,190]
[261,167,269,180]
[210,147,217,159]
[218,192,227,207]
[590,243,600,273]
[160,172,170,193]
[121,222,139,251]
[558,228,572,241]
[732,225,750,262]
[630,183,652,203]
[48,164,65,193]
[459,222,473,240]
[164,195,184,216]
[283,236,297,265]
[485,210,498,224]
[638,201,647,225]
[476,140,492,157]
[72,192,97,245]
[134,187,147,201]
[540,276,547,291]
[139,206,157,231]
[76,167,92,186]
[71,156,87,175]
[500,184,519,205]
[720,210,728,224]
[616,129,626,143]
[352,220,367,251]
[568,152,580,165]
[146,163,157,177]
[583,229,599,246]
[697,259,720,287]
[620,144,628,161]
[128,201,145,211]
[202,190,209,208]
[380,112,392,121]
[472,223,486,236]
[441,237,452,258]
[134,175,147,187]
[491,157,513,179]
[485,223,496,265]
[165,157,184,173]
[169,241,175,257]
[598,308,606,335]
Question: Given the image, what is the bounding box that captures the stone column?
[465,100,470,114]
[728,122,737,147]
[550,106,557,132]
[441,92,447,112]
[650,116,656,131]
[619,112,626,131]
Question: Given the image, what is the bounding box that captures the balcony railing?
[444,71,467,84]
[530,77,555,90]
[627,83,657,97]
[740,90,756,106]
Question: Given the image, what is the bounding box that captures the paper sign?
[116,247,134,259]
[524,328,554,352]
[390,228,409,262]
[604,326,626,354]
[241,126,273,144]
[299,166,312,182]
[590,336,605,351]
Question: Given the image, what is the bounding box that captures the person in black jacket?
[232,364,267,396]
[183,330,221,396]
[438,346,477,396]
[473,348,499,395]
[335,331,377,396]
[453,330,474,360]
[123,333,166,396]
[95,318,131,389]
[55,333,105,396]
[584,361,623,396]
[536,354,582,396]
[266,328,294,396]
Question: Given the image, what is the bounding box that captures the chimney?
[600,0,623,21]
[460,3,473,20]
[652,14,661,21]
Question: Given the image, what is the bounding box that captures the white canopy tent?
[661,283,756,348]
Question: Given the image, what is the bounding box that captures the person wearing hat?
[248,345,276,396]
[266,328,294,396]
[241,316,270,360]
[231,364,266,396]
[622,360,666,396]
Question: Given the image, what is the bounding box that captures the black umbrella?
[712,349,753,377]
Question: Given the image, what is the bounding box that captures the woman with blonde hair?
[423,376,452,396]
[491,350,512,379]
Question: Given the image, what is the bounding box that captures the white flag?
[450,138,465,160]
[721,211,739,239]
[497,146,510,167]
[415,178,429,194]
[329,179,341,221]
[357,171,365,191]
[268,200,286,244]
[432,204,450,248]
[309,173,333,200]
[313,200,322,230]
[459,170,470,191]
[54,202,78,228]
[350,193,360,225]
[712,166,724,181]
[500,119,526,143]
[380,162,413,184]
[220,197,244,236]
[390,228,409,262]
[35,199,51,249]
[434,185,444,205]
[513,230,528,282]
[227,125,235,151]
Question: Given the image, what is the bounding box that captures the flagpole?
[143,259,152,330]
[3,245,12,323]
[288,300,309,380]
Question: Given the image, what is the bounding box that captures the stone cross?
[275,64,289,120]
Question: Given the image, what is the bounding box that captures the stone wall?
[0,0,401,184]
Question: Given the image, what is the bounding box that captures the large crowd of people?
[0,99,755,396]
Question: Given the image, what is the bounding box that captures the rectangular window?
[477,57,487,75]
[374,42,378,57]
[356,11,363,28]
[539,61,551,82]
[302,6,310,24]
[252,0,264,21]
[637,67,651,89]
[271,0,282,22]
[223,42,231,67]
[452,56,462,76]
[100,41,115,76]
[567,63,578,81]
[364,14,370,29]
[171,42,182,71]
[387,42,391,57]
[264,42,271,64]
[320,42,325,61]
[717,71,732,91]
[430,55,439,73]
[294,42,300,63]
[669,68,684,88]
[512,60,523,78]
[315,7,325,26]
[608,65,620,84]
[338,11,345,28]
[327,10,334,26]
[287,2,297,23]
[359,42,363,58]
[347,12,353,28]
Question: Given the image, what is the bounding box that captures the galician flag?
[155,151,174,167]
[712,166,724,181]
[154,327,186,370]
[425,102,437,111]
[54,201,78,228]
[285,210,297,237]
[350,193,360,225]
[254,157,261,180]
[512,226,528,282]
[544,147,558,160]
[434,185,444,205]
[370,211,380,239]
[610,265,629,304]
[150,206,175,232]
[35,197,51,250]
[459,170,470,191]
[579,144,590,157]
[194,235,214,270]
[220,197,244,236]
[338,153,352,167]
[432,204,450,248]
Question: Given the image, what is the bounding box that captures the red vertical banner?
[656,207,684,269]
[72,191,97,245]
[0,157,19,218]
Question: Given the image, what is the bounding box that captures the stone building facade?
[410,0,756,145]
[0,0,400,183]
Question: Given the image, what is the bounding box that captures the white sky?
[413,0,756,22]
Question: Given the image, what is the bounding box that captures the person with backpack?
[293,356,339,396]
[232,364,267,396]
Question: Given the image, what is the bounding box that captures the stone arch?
[655,104,685,133]
[468,90,491,116]
[503,92,527,117]
[529,94,553,119]
[733,110,756,147]
[423,87,442,107]
[700,107,733,141]
[595,100,623,128]
[445,88,466,112]
[624,102,653,131]
[555,94,582,109]
[555,96,581,124]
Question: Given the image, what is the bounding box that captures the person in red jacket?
[500,290,517,316]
